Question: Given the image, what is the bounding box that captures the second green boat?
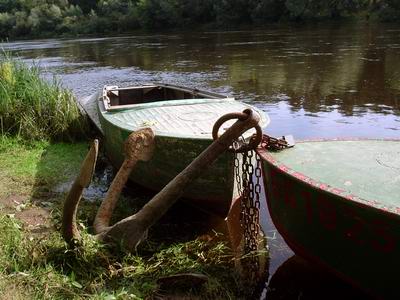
[258,139,400,298]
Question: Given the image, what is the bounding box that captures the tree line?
[0,0,399,38]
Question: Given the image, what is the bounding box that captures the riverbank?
[0,54,87,141]
[0,136,262,299]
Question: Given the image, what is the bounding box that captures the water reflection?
[4,24,399,122]
[266,256,371,299]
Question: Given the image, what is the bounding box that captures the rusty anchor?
[61,109,262,252]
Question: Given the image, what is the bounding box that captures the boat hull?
[99,105,235,217]
[258,141,400,298]
[83,83,268,218]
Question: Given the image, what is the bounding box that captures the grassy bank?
[0,53,266,299]
[0,137,88,197]
[0,53,87,141]
[0,137,260,299]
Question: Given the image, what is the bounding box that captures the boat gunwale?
[102,83,229,112]
[97,90,270,140]
[102,97,237,112]
[257,138,400,217]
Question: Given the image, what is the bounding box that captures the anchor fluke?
[62,139,99,245]
[93,128,155,235]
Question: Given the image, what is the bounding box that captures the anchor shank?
[101,110,260,251]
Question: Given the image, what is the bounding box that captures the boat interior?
[105,85,220,108]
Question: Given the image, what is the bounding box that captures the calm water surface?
[3,23,399,299]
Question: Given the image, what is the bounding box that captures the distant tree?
[0,0,399,38]
[386,0,400,10]
[327,0,369,18]
[251,0,286,23]
[96,0,140,31]
[0,0,20,12]
[64,4,83,17]
[377,0,400,21]
[27,4,63,35]
[119,2,140,30]
[137,0,183,28]
[284,0,309,19]
[69,0,97,14]
[97,0,130,15]
[0,12,14,37]
[57,4,83,33]
[180,0,215,25]
[213,0,254,25]
[13,10,31,36]
[283,0,368,20]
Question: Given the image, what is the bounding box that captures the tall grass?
[0,52,88,141]
[0,213,245,299]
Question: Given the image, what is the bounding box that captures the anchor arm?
[62,139,98,245]
[93,128,155,234]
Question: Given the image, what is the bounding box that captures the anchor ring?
[212,109,263,152]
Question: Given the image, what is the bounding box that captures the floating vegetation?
[0,52,88,141]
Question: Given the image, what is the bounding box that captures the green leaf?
[71,281,83,289]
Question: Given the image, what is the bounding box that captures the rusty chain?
[260,134,293,151]
[213,110,292,279]
[234,132,292,235]
[233,131,293,280]
[233,136,262,280]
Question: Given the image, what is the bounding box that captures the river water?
[2,23,399,299]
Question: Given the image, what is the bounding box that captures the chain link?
[233,133,292,280]
[260,134,292,151]
[233,136,263,280]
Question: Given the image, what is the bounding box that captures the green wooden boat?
[257,139,400,298]
[81,83,269,217]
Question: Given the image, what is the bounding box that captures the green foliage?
[0,137,87,190]
[285,0,309,19]
[213,0,253,25]
[0,0,399,38]
[96,0,140,32]
[181,0,215,24]
[57,4,83,34]
[377,0,400,21]
[282,0,371,20]
[0,212,246,298]
[0,53,88,141]
[0,215,27,272]
[251,0,286,23]
[0,0,20,12]
[28,4,63,34]
[69,0,97,13]
[137,0,182,28]
[0,13,14,37]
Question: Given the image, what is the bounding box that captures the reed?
[0,52,88,141]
